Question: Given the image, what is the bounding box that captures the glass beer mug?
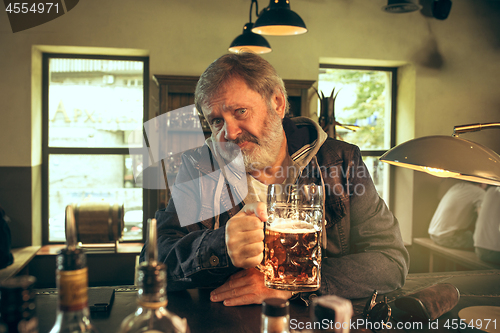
[263,184,323,292]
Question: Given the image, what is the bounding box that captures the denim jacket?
[141,117,409,300]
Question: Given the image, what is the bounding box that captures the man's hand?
[225,202,267,269]
[210,268,293,306]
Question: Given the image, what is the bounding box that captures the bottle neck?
[137,283,167,305]
[55,306,91,318]
[136,299,168,309]
[136,263,167,307]
[51,307,95,332]
[261,314,290,333]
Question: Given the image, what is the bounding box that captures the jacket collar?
[286,116,328,172]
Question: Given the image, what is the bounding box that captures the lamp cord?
[250,0,259,23]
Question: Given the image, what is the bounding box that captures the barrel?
[70,202,124,244]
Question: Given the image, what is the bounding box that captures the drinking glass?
[263,184,323,292]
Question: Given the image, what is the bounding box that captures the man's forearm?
[157,226,240,291]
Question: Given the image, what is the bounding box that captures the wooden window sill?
[0,246,41,283]
[37,243,144,256]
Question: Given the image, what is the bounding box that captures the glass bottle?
[117,218,189,333]
[0,276,38,333]
[261,298,290,333]
[310,295,353,333]
[49,206,99,333]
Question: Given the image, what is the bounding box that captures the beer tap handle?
[145,218,158,265]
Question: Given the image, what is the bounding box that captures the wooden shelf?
[413,238,500,272]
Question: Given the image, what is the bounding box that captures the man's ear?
[272,90,287,119]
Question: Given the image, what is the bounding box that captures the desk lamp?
[379,122,500,186]
[380,122,500,332]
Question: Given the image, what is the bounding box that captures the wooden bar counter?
[35,270,500,333]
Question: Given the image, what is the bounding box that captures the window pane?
[318,68,392,150]
[48,59,144,148]
[363,156,390,205]
[48,154,143,242]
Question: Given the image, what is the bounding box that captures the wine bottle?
[48,205,99,333]
[117,218,189,333]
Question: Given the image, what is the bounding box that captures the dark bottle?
[0,275,38,333]
[310,295,353,333]
[117,218,189,333]
[261,298,290,333]
[48,205,99,333]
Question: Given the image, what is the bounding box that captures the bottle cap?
[262,298,289,317]
[312,297,337,322]
[311,295,353,325]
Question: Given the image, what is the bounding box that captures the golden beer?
[263,219,321,291]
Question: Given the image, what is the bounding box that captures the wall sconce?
[380,122,500,186]
[229,0,272,54]
[252,0,307,36]
[382,0,422,13]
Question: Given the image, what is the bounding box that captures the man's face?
[202,77,285,172]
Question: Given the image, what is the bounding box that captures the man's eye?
[211,119,223,126]
[236,108,247,115]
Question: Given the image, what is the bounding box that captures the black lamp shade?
[382,0,422,13]
[432,0,452,20]
[229,23,272,54]
[252,0,307,36]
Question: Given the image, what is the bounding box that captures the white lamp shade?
[380,135,500,186]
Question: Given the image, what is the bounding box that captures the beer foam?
[268,219,315,233]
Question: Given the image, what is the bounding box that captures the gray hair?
[195,53,289,115]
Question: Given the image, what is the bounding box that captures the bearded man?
[140,52,409,306]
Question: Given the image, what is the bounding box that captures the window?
[42,54,149,243]
[318,65,396,204]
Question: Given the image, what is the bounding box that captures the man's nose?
[223,118,242,141]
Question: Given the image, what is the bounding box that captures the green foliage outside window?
[318,68,390,150]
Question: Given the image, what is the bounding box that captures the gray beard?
[212,109,284,173]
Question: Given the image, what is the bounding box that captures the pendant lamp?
[382,0,422,13]
[252,0,307,36]
[229,0,272,54]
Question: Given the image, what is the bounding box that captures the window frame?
[41,53,149,244]
[319,63,398,205]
